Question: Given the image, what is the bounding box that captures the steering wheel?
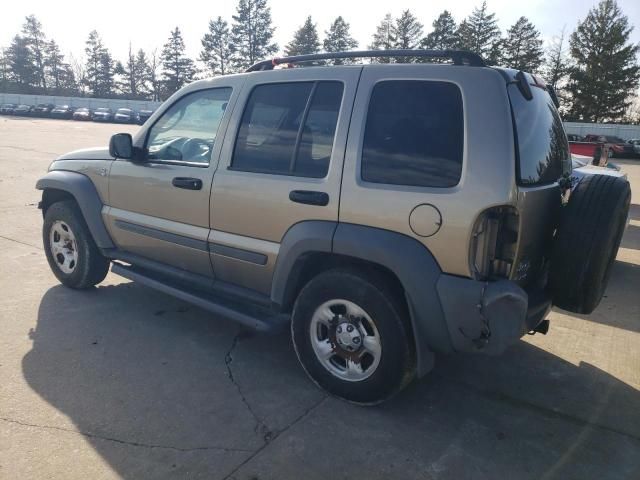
[181,138,211,161]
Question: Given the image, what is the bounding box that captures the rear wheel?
[549,174,631,314]
[43,200,110,289]
[291,269,415,405]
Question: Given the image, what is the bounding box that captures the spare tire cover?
[549,174,631,314]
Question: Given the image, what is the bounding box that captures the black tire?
[291,269,415,405]
[549,174,631,314]
[43,200,110,289]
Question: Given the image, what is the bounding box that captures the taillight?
[469,206,519,280]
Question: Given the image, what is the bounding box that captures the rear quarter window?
[509,84,570,185]
[361,80,464,188]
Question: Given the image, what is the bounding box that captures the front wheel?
[43,200,110,289]
[291,269,415,405]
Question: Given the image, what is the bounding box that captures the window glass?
[361,81,464,188]
[294,82,343,178]
[146,88,231,165]
[232,81,343,177]
[508,83,570,185]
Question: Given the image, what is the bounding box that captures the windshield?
[508,82,571,186]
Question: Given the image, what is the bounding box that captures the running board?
[111,263,289,332]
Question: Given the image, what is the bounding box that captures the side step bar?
[111,263,289,332]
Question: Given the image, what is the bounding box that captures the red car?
[582,134,633,157]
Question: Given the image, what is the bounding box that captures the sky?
[1,0,639,65]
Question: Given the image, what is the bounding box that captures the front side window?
[146,87,232,165]
[361,80,464,188]
[232,81,343,178]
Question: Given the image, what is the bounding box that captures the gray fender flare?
[333,224,447,376]
[36,170,115,249]
[272,221,449,377]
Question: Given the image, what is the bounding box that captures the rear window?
[361,80,464,188]
[509,83,570,185]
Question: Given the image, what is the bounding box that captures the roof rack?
[246,49,486,72]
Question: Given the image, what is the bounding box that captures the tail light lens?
[469,206,519,280]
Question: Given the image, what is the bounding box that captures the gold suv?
[36,50,631,404]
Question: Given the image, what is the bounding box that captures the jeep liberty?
[36,50,631,404]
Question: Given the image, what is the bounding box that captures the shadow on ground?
[22,282,640,480]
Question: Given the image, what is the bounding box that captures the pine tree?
[543,27,572,110]
[501,16,543,72]
[84,30,105,96]
[117,44,149,98]
[98,50,115,97]
[231,0,278,71]
[390,10,423,62]
[0,48,8,90]
[149,49,162,102]
[22,15,48,92]
[568,0,640,122]
[7,35,37,89]
[323,16,358,65]
[421,10,458,50]
[456,2,502,65]
[200,16,233,76]
[369,13,396,63]
[285,16,321,57]
[45,40,74,93]
[161,27,196,96]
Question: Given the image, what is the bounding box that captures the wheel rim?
[309,299,382,382]
[49,220,78,274]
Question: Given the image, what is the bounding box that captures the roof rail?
[246,49,486,72]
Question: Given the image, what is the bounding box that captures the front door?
[104,83,238,278]
[210,67,361,294]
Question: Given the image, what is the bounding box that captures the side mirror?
[109,133,133,159]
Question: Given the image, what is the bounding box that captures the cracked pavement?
[1,117,639,479]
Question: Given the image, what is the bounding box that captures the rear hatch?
[507,71,571,289]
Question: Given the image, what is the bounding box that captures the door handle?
[289,190,329,206]
[172,177,203,190]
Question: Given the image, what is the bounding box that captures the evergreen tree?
[501,16,544,72]
[421,10,458,50]
[161,27,196,96]
[84,30,105,96]
[45,40,74,93]
[98,50,115,97]
[200,16,233,76]
[456,2,502,65]
[369,13,396,63]
[117,44,149,98]
[149,49,162,102]
[323,16,358,65]
[285,16,321,57]
[568,0,640,122]
[7,35,37,88]
[543,27,572,109]
[0,48,8,90]
[391,10,423,62]
[22,15,48,92]
[231,0,278,71]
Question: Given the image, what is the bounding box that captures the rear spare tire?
[549,174,630,314]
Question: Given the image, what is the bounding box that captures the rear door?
[209,67,360,294]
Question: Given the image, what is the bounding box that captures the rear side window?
[361,80,464,188]
[509,83,570,185]
[232,81,343,178]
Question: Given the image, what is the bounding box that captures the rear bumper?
[437,275,551,355]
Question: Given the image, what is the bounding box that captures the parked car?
[32,103,56,117]
[13,104,34,116]
[113,108,137,124]
[583,134,634,158]
[72,107,93,121]
[50,105,75,120]
[627,139,640,157]
[92,108,113,122]
[0,103,17,115]
[137,109,154,125]
[35,49,631,405]
[566,133,584,142]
